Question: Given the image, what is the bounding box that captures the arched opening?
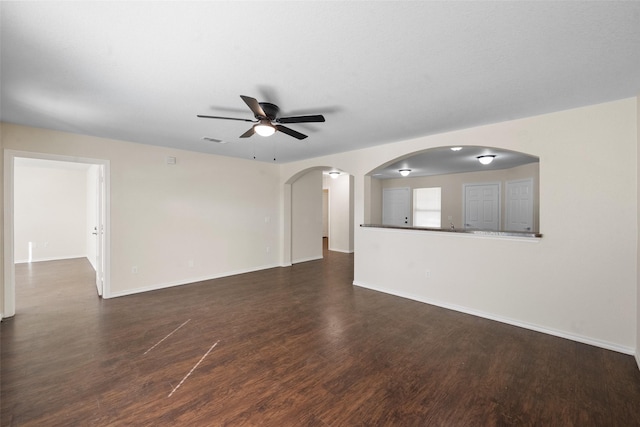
[365,146,540,234]
[283,167,354,266]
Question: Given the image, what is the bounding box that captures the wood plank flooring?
[3,243,640,426]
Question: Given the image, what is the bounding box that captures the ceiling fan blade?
[276,125,308,140]
[240,95,267,118]
[277,115,325,124]
[197,114,255,122]
[239,127,255,138]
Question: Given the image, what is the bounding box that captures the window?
[413,187,441,228]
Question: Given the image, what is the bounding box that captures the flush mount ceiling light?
[477,155,496,165]
[399,169,412,177]
[328,171,340,179]
[450,147,463,151]
[254,120,276,137]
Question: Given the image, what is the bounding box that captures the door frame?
[3,150,111,318]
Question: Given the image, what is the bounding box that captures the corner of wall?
[636,94,640,369]
[0,123,4,318]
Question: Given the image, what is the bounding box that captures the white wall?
[1,124,281,298]
[14,160,88,263]
[281,98,638,354]
[322,189,328,238]
[291,170,323,263]
[324,174,354,253]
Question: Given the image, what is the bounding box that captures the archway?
[365,145,539,232]
[283,166,354,266]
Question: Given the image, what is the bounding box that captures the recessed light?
[450,147,463,151]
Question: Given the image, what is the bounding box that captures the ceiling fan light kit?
[477,155,496,165]
[198,95,325,141]
[254,120,276,137]
[399,169,412,177]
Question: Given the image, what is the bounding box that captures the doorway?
[285,167,354,266]
[3,150,110,318]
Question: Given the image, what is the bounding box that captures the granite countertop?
[360,224,542,238]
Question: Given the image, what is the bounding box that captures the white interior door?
[464,183,500,230]
[383,187,411,226]
[505,178,534,231]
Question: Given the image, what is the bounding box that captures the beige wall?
[379,162,540,231]
[0,123,4,318]
[1,97,638,361]
[2,124,281,302]
[281,97,638,354]
[637,94,640,368]
[291,170,323,263]
[368,176,382,224]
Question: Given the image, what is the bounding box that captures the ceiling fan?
[198,95,325,140]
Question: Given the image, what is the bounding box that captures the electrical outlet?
[266,246,270,253]
[132,266,138,274]
[425,270,431,278]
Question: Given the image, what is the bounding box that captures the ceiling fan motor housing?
[259,102,280,120]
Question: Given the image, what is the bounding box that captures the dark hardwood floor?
[3,241,640,426]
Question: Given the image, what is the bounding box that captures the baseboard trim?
[291,255,323,264]
[328,247,354,254]
[353,280,635,356]
[15,255,87,264]
[108,263,281,299]
[636,353,640,371]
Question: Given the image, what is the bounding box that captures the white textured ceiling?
[1,1,639,164]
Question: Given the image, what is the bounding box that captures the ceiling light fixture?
[399,169,412,177]
[450,147,463,151]
[254,120,276,137]
[328,171,340,179]
[477,155,496,165]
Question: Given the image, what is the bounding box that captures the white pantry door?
[382,187,411,226]
[464,183,500,230]
[505,178,534,231]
